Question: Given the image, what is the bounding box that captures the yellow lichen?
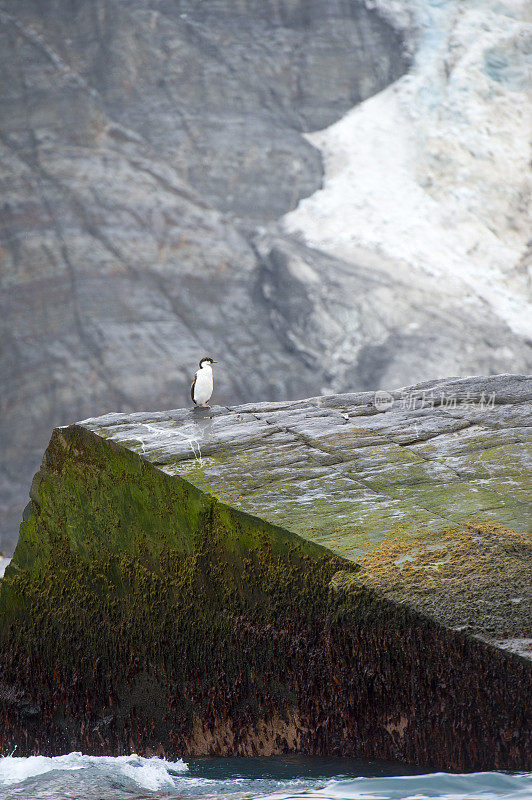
[357,521,532,637]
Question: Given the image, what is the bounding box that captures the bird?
[191,357,218,408]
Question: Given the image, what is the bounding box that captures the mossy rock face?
[74,374,531,650]
[0,375,530,769]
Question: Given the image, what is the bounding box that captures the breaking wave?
[0,753,529,800]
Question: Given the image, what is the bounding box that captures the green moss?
[0,425,351,754]
[0,425,530,770]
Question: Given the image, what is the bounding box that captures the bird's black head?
[199,357,217,367]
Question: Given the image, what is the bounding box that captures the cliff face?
[2,0,532,554]
[0,375,530,768]
[0,0,407,551]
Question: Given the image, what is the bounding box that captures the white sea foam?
[0,751,187,790]
[0,756,529,799]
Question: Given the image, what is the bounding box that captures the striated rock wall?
[2,0,532,555]
[0,0,408,552]
[0,375,530,768]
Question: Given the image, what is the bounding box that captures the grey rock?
[79,373,532,653]
[0,0,408,551]
[3,376,531,764]
[253,233,532,393]
[1,0,531,557]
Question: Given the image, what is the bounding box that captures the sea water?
[0,753,529,800]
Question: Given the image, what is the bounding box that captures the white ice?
[283,0,532,338]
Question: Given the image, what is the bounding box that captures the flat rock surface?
[79,373,532,656]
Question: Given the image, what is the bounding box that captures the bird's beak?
[212,360,219,364]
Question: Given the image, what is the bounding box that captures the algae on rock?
[0,375,530,769]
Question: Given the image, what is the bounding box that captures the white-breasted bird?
[190,357,218,408]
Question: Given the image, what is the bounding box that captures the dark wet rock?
[0,374,530,766]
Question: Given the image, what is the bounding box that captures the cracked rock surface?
[79,373,532,656]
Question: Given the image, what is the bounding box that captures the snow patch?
[284,0,532,338]
[0,557,11,578]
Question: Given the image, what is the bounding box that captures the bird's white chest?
[193,367,213,404]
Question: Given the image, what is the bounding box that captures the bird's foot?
[200,403,210,408]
